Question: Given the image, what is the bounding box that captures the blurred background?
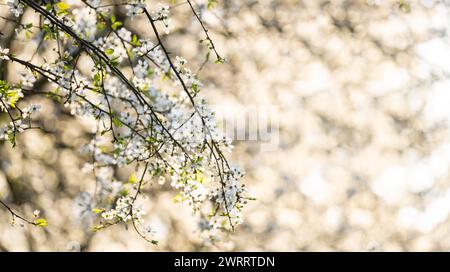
[2,0,450,251]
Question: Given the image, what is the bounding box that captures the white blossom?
[126,0,146,18]
[20,72,36,88]
[6,0,24,17]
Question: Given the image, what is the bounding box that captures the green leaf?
[6,89,22,108]
[110,57,120,67]
[130,34,141,47]
[398,0,411,13]
[173,193,183,203]
[128,174,137,184]
[145,136,157,144]
[0,81,22,108]
[92,208,104,214]
[34,218,48,227]
[207,0,218,9]
[97,22,106,31]
[7,132,16,147]
[111,21,123,30]
[196,170,205,184]
[117,137,126,145]
[191,83,200,94]
[56,2,70,10]
[56,2,70,15]
[105,48,114,55]
[118,189,129,197]
[112,116,122,127]
[215,57,225,64]
[93,72,103,87]
[92,224,105,232]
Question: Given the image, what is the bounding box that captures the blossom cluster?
[101,196,145,223]
[0,0,248,242]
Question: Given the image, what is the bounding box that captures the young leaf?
[105,48,114,55]
[34,218,48,227]
[111,21,123,30]
[128,174,137,184]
